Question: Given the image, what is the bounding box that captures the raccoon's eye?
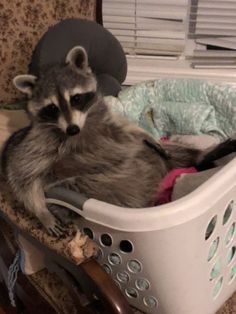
[70,92,95,109]
[47,103,57,110]
[39,103,59,121]
[45,104,59,115]
[70,94,81,107]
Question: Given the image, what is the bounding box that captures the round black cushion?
[29,19,127,96]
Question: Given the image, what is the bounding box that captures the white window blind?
[103,0,188,56]
[103,0,236,85]
[188,0,236,68]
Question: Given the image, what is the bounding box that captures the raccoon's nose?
[66,124,80,136]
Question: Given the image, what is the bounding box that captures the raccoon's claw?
[40,214,68,237]
[47,221,67,238]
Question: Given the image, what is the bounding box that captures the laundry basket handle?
[46,187,88,216]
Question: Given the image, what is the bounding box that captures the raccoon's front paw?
[39,212,67,237]
[46,218,67,238]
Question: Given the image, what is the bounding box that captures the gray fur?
[2,46,218,236]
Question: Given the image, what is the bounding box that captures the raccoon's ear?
[65,46,88,70]
[13,75,37,96]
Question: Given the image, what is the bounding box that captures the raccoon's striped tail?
[196,139,236,171]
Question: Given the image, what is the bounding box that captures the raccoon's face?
[13,46,97,136]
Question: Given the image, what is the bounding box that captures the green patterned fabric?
[106,78,236,140]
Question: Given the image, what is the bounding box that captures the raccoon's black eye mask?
[70,92,95,110]
[39,104,60,121]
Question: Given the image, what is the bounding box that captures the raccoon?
[2,46,236,236]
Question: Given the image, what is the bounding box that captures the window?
[188,0,236,69]
[103,0,188,56]
[103,0,236,85]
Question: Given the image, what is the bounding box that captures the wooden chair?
[0,207,133,314]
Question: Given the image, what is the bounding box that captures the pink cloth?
[155,167,197,205]
[160,136,169,142]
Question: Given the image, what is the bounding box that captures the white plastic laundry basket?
[47,157,236,314]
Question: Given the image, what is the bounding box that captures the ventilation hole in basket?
[108,253,122,265]
[127,259,142,273]
[125,287,138,299]
[227,246,236,265]
[143,296,158,308]
[229,264,236,283]
[225,222,236,245]
[205,216,217,240]
[210,259,221,281]
[223,201,234,225]
[120,240,133,253]
[208,237,220,262]
[212,277,223,299]
[117,271,130,283]
[103,264,112,275]
[83,227,94,239]
[100,234,112,247]
[114,280,121,289]
[135,278,150,291]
